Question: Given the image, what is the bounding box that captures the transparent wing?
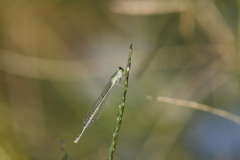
[83,92,110,127]
[83,80,113,128]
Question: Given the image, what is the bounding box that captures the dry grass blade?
[146,95,240,124]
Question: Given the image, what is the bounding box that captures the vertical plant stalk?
[60,140,68,160]
[107,44,133,160]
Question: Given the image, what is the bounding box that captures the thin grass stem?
[60,140,68,160]
[107,44,133,160]
[146,95,240,124]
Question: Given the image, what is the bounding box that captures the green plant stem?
[60,140,68,160]
[107,44,133,160]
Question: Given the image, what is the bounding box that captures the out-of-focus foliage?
[0,0,240,160]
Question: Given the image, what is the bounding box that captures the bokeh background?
[1,0,240,160]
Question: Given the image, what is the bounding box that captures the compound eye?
[118,67,124,72]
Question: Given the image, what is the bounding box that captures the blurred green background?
[1,0,240,160]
